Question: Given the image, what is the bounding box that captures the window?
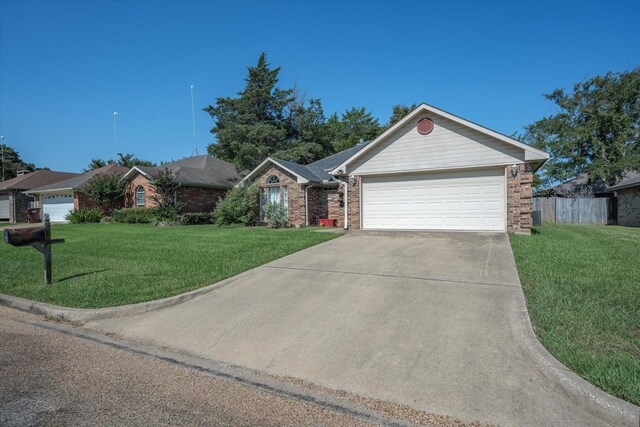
[267,186,280,205]
[135,186,145,207]
[259,187,264,221]
[283,186,288,218]
[267,175,280,185]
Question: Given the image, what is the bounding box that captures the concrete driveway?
[87,232,629,426]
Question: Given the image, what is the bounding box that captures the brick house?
[27,164,129,221]
[607,176,640,227]
[241,103,549,234]
[0,170,80,223]
[120,155,239,213]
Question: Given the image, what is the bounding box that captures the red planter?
[319,218,337,227]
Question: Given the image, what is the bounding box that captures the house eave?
[240,157,311,185]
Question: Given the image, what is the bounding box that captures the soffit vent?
[417,118,434,135]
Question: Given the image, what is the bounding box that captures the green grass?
[0,224,339,309]
[510,223,640,405]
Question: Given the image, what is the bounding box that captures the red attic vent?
[417,118,434,135]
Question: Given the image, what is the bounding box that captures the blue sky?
[1,0,638,172]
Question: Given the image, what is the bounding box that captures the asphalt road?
[0,307,380,427]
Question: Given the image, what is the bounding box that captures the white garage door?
[42,194,74,222]
[362,168,505,231]
[0,194,9,220]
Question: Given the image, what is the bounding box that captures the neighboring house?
[0,170,80,223]
[28,164,129,221]
[607,176,640,227]
[241,103,550,234]
[120,155,239,213]
[535,171,639,198]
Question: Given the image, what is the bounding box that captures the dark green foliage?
[112,208,155,224]
[149,168,182,220]
[0,144,37,179]
[180,212,215,225]
[84,173,125,214]
[205,53,332,170]
[85,153,157,171]
[382,104,419,131]
[65,208,102,224]
[326,107,381,152]
[524,68,640,187]
[212,185,260,226]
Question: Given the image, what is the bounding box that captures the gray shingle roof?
[28,164,129,193]
[0,170,80,191]
[607,174,640,191]
[135,155,239,189]
[270,143,370,183]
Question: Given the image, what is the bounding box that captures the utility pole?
[190,85,198,156]
[113,112,118,159]
[1,135,5,181]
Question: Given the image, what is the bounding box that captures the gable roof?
[0,170,80,191]
[606,174,640,191]
[121,155,239,189]
[330,102,550,175]
[240,143,371,185]
[28,164,129,194]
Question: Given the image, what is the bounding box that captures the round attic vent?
[417,118,434,135]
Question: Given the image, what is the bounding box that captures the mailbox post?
[3,214,65,284]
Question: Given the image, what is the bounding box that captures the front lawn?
[0,224,339,308]
[510,223,640,405]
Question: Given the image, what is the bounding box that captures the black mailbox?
[3,215,64,284]
[4,227,46,247]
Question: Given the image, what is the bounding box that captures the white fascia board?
[25,187,74,195]
[119,166,150,183]
[331,102,550,174]
[239,158,309,185]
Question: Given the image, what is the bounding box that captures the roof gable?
[331,103,549,175]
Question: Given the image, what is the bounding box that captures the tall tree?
[205,53,330,170]
[84,153,156,171]
[524,68,640,187]
[383,104,418,131]
[327,107,381,152]
[0,144,37,180]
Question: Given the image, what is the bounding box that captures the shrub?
[263,203,289,228]
[84,173,125,214]
[213,185,259,226]
[112,208,155,224]
[149,168,183,221]
[180,212,214,225]
[65,208,102,224]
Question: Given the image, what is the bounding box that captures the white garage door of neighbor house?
[0,194,9,220]
[42,194,74,222]
[362,168,506,231]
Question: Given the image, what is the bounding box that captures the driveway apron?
[87,231,626,426]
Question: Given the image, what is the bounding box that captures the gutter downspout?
[341,178,348,230]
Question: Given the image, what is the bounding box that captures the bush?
[84,173,125,214]
[65,208,103,224]
[213,185,259,226]
[149,168,183,221]
[112,208,155,224]
[180,212,214,225]
[263,203,289,228]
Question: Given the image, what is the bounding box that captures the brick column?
[347,176,361,230]
[506,164,533,234]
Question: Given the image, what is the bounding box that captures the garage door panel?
[0,194,9,219]
[362,169,505,231]
[42,194,74,222]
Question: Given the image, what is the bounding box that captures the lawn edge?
[506,242,640,426]
[0,269,253,323]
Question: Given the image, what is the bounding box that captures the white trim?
[240,157,310,185]
[120,166,151,182]
[330,103,549,175]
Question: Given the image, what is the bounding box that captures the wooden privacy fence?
[533,197,614,224]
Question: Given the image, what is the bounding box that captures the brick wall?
[125,174,158,208]
[307,187,343,227]
[10,191,33,222]
[257,165,306,226]
[506,164,533,234]
[617,187,640,227]
[177,186,226,213]
[74,191,94,210]
[347,176,361,230]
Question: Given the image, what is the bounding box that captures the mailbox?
[3,215,64,285]
[4,227,46,247]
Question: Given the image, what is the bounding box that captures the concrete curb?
[505,247,640,427]
[0,271,252,323]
